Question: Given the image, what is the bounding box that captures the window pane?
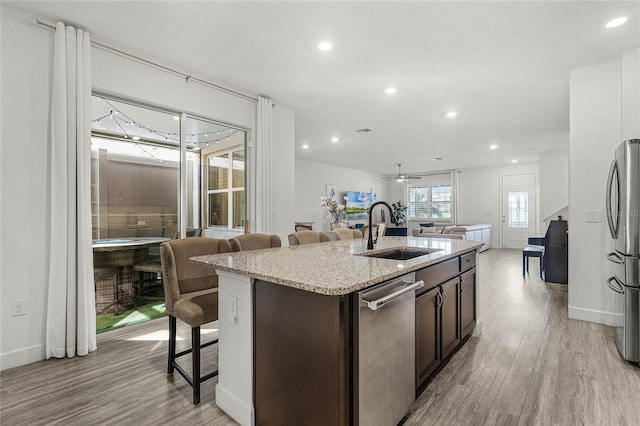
[232,149,245,188]
[208,155,229,190]
[508,191,528,228]
[209,193,228,226]
[233,190,245,228]
[431,184,451,202]
[430,203,451,219]
[408,186,428,202]
[408,204,429,218]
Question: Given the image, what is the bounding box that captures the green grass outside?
[96,302,167,333]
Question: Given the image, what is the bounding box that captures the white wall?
[294,159,389,232]
[622,49,640,141]
[0,6,295,369]
[457,163,540,247]
[568,59,621,325]
[1,6,55,370]
[539,150,569,221]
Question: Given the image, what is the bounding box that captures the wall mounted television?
[345,191,374,219]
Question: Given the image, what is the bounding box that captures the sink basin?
[360,247,442,260]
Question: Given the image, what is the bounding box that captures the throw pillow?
[442,225,456,234]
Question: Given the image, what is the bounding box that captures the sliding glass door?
[90,95,247,332]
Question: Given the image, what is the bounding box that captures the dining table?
[92,237,170,314]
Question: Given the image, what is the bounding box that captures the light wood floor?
[2,249,639,425]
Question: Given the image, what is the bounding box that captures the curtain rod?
[31,18,259,103]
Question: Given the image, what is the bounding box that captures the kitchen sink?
[360,247,442,260]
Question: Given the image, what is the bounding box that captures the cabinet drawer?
[460,251,476,272]
[416,257,459,293]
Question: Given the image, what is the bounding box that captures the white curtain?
[46,22,96,358]
[255,96,274,233]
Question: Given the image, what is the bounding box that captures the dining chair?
[288,231,330,246]
[186,228,202,237]
[362,224,387,240]
[328,228,363,241]
[132,228,165,307]
[228,233,281,252]
[160,237,232,405]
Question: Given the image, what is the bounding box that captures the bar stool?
[523,245,545,279]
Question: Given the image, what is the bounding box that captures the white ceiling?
[9,1,640,176]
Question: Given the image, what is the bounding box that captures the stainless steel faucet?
[367,201,395,250]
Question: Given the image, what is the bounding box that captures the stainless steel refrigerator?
[606,139,640,363]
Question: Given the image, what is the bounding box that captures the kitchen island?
[192,236,483,425]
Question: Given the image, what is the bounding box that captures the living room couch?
[412,224,492,252]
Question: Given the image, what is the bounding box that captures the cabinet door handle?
[461,277,466,292]
[434,293,442,308]
[441,288,448,306]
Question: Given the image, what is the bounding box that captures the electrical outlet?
[227,295,238,324]
[12,299,27,317]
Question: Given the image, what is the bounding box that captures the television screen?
[346,191,374,219]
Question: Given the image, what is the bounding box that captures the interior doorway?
[501,174,537,249]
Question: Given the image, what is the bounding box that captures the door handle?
[435,292,443,309]
[441,288,448,306]
[360,280,425,311]
[606,276,624,294]
[606,252,623,264]
[606,159,620,239]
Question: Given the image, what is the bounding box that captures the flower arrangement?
[391,200,407,227]
[320,196,346,225]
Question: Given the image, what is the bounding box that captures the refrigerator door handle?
[606,159,620,239]
[606,276,624,294]
[607,252,623,264]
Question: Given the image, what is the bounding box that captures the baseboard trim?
[216,383,255,426]
[568,305,620,326]
[0,343,45,371]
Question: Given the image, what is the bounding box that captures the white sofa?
[412,224,491,252]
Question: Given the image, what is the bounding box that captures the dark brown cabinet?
[415,250,477,393]
[460,269,476,338]
[440,278,461,360]
[416,286,441,387]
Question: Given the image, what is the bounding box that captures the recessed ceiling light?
[446,111,458,118]
[605,17,628,28]
[511,159,518,163]
[173,116,180,121]
[489,144,498,150]
[331,137,339,143]
[132,136,140,141]
[301,144,309,149]
[318,41,333,51]
[385,87,397,94]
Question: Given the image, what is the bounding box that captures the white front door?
[501,174,537,249]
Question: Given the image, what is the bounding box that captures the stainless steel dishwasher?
[355,272,424,426]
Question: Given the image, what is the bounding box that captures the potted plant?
[386,200,408,236]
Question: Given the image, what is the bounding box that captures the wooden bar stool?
[523,246,545,279]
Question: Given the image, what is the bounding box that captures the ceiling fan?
[392,163,421,182]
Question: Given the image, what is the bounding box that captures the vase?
[324,210,347,231]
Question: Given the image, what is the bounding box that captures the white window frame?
[204,148,245,229]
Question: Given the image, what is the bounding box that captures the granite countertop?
[191,236,482,296]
